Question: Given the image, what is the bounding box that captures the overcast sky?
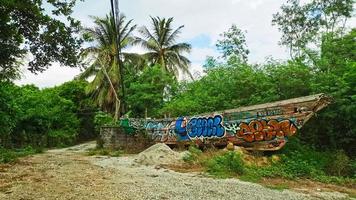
[14,0,314,87]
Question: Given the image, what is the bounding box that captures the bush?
[206,151,245,177]
[326,150,352,177]
[183,145,203,163]
[0,145,42,163]
[243,138,356,185]
[47,130,77,148]
[94,111,116,132]
[187,138,355,186]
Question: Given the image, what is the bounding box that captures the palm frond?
[168,43,192,54]
[166,25,184,46]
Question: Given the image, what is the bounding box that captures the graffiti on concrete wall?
[145,120,177,143]
[120,119,178,143]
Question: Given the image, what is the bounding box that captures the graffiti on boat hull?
[224,119,297,142]
[122,116,298,144]
[114,94,331,150]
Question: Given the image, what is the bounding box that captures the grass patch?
[181,138,356,187]
[0,146,43,163]
[239,173,262,183]
[265,183,290,191]
[86,148,123,157]
[206,151,245,178]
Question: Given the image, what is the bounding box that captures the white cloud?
[15,63,81,88]
[17,0,292,87]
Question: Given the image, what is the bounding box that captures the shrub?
[242,138,356,185]
[47,130,77,148]
[206,151,245,177]
[326,150,351,177]
[182,145,202,164]
[94,111,116,132]
[0,145,41,163]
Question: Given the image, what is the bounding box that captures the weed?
[86,148,123,157]
[182,146,202,164]
[206,151,245,177]
[0,146,42,163]
[265,183,289,191]
[326,150,351,177]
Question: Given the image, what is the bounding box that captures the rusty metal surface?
[115,93,331,151]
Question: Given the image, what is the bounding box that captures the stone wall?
[99,126,151,152]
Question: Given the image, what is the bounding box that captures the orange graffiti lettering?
[238,119,297,142]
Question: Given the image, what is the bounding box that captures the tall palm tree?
[79,14,141,118]
[134,17,193,79]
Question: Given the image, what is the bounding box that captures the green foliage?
[80,14,138,115]
[326,150,352,177]
[0,0,83,81]
[10,85,79,147]
[126,65,177,118]
[182,145,203,163]
[264,60,312,99]
[163,28,355,156]
[161,63,279,116]
[135,16,192,79]
[47,130,77,148]
[301,30,356,155]
[206,151,245,178]
[0,80,98,149]
[194,138,355,185]
[55,80,97,141]
[242,138,355,185]
[86,148,110,156]
[265,184,290,191]
[272,0,353,59]
[86,148,123,157]
[0,82,19,147]
[216,24,249,62]
[94,111,116,128]
[0,145,43,163]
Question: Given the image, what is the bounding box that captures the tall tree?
[216,24,249,63]
[272,0,353,60]
[0,0,83,81]
[134,17,192,79]
[126,65,176,118]
[79,14,139,118]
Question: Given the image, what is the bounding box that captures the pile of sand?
[133,143,185,166]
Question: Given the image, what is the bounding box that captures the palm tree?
[134,16,193,79]
[79,14,141,119]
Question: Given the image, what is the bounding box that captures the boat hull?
[119,93,331,151]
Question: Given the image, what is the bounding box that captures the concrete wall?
[99,126,151,152]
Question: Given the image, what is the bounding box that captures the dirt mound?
[133,143,185,166]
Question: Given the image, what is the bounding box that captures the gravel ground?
[0,142,352,200]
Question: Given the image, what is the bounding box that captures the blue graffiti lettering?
[187,115,225,138]
[175,117,189,140]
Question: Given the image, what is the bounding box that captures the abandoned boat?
[108,93,332,151]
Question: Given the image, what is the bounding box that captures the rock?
[234,146,246,155]
[226,142,235,151]
[271,155,280,163]
[148,174,159,178]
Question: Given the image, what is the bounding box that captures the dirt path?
[0,142,352,200]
